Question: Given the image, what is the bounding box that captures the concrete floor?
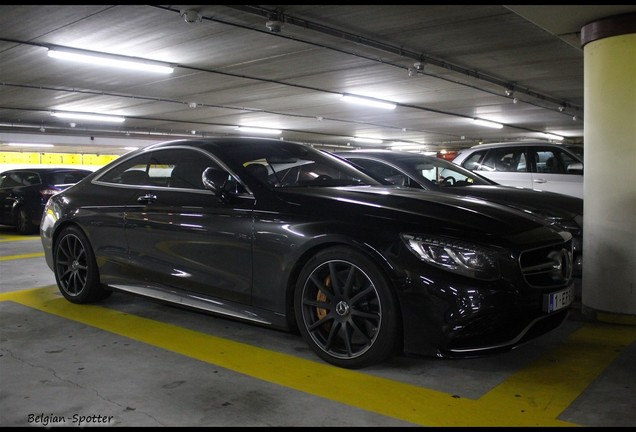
[1,226,635,427]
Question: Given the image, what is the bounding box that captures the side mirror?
[202,167,230,194]
[567,162,583,175]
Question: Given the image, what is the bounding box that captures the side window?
[23,172,41,185]
[0,173,12,188]
[533,148,581,175]
[1,172,41,187]
[482,148,527,172]
[99,149,228,190]
[4,172,25,187]
[99,154,152,185]
[534,148,570,174]
[461,150,488,171]
[160,151,208,190]
[557,150,582,174]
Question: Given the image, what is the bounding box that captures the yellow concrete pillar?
[581,13,636,324]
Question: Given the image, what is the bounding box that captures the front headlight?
[401,234,500,280]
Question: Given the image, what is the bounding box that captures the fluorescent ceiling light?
[51,112,126,123]
[340,95,397,110]
[354,137,383,144]
[544,133,564,141]
[7,143,54,148]
[237,126,282,135]
[390,143,424,151]
[48,48,174,74]
[473,118,503,129]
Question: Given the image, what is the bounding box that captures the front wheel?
[294,246,400,369]
[53,225,111,303]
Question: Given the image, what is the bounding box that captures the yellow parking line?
[481,324,636,420]
[0,234,40,242]
[0,252,45,261]
[3,286,635,426]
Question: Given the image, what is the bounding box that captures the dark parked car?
[41,138,575,369]
[335,149,583,277]
[0,167,92,234]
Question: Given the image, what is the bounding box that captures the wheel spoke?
[351,308,380,321]
[327,262,342,295]
[324,320,342,352]
[349,283,374,305]
[302,296,329,309]
[344,319,371,351]
[341,265,356,297]
[309,273,333,299]
[308,313,333,332]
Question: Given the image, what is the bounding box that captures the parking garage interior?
[1,5,635,427]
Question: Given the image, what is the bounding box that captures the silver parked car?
[452,142,583,199]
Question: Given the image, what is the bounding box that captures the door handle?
[137,193,157,204]
[533,179,547,184]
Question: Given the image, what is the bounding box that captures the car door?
[528,147,584,198]
[120,147,254,304]
[0,170,39,226]
[0,171,21,225]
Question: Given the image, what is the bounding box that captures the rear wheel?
[294,246,399,369]
[53,225,111,303]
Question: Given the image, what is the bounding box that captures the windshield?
[404,155,494,188]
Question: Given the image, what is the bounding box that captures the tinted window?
[348,158,410,186]
[532,147,581,175]
[99,148,222,189]
[482,148,527,172]
[460,150,488,171]
[0,171,40,187]
[50,171,89,185]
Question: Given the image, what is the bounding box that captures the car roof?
[335,149,434,159]
[464,141,572,150]
[1,167,92,174]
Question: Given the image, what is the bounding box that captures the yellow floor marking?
[3,286,635,426]
[0,234,40,242]
[0,252,45,261]
[480,324,636,421]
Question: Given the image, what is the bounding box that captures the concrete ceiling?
[0,5,634,155]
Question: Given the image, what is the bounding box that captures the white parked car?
[452,142,584,198]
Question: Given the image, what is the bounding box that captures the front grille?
[520,239,573,288]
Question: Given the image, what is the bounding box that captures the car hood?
[448,185,583,219]
[275,185,569,247]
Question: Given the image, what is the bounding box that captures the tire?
[53,225,111,304]
[294,246,400,369]
[16,208,36,234]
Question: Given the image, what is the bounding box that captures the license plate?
[543,284,574,313]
